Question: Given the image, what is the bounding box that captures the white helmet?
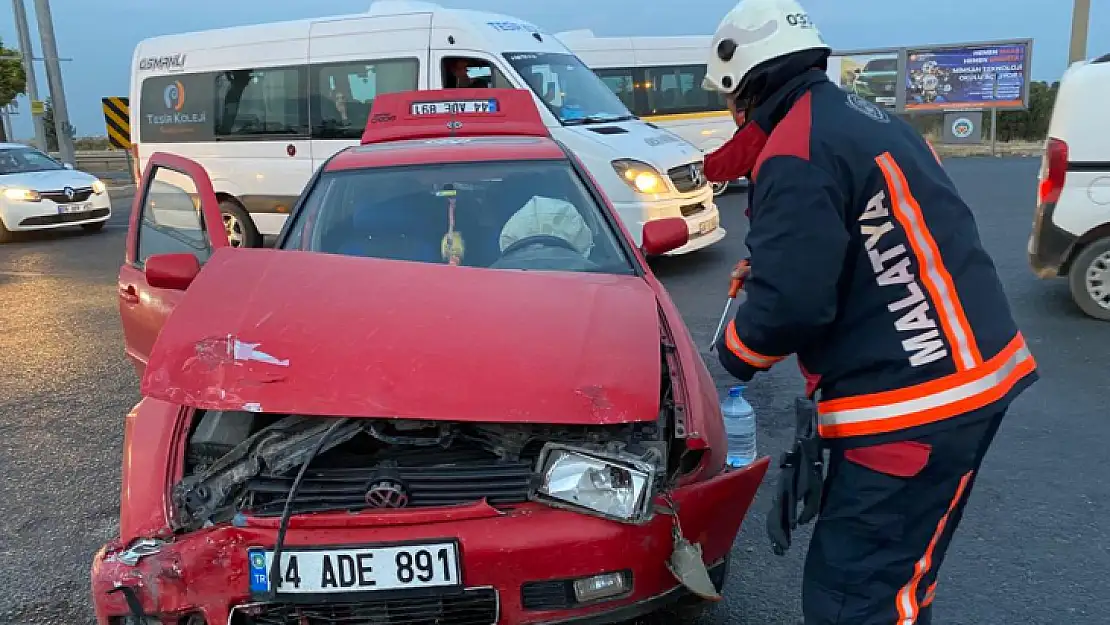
[704,0,831,95]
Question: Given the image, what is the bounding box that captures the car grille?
[40,187,94,203]
[19,208,109,227]
[679,202,706,218]
[232,588,499,625]
[667,162,707,194]
[244,448,534,516]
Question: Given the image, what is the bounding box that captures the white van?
[1028,53,1110,320]
[129,0,723,252]
[557,31,741,197]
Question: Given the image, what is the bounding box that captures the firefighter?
[701,1,1038,623]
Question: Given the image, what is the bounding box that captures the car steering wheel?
[500,235,581,257]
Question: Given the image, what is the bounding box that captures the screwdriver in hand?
[708,259,750,352]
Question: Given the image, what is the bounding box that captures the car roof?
[326,136,567,172]
[321,87,564,173]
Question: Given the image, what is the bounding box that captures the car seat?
[336,194,442,263]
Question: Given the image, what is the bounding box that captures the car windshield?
[0,147,64,175]
[503,52,635,125]
[282,158,635,275]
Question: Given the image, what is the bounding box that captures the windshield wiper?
[563,114,635,126]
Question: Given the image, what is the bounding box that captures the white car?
[0,142,112,242]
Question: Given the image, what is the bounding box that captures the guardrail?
[63,150,131,174]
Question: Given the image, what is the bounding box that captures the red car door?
[118,152,229,374]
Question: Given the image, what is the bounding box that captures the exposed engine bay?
[171,349,691,532]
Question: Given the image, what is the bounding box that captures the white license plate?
[699,216,719,234]
[248,542,461,595]
[58,202,91,214]
[411,100,498,115]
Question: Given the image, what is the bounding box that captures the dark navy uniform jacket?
[711,70,1037,446]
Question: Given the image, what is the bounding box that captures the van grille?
[667,162,707,193]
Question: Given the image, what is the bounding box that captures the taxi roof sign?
[360,88,550,145]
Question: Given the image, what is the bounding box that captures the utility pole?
[1069,0,1091,64]
[32,0,76,165]
[11,0,47,151]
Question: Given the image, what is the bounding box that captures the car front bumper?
[0,193,112,231]
[91,458,768,625]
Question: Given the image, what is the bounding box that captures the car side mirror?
[641,218,689,256]
[145,253,201,291]
[62,162,74,170]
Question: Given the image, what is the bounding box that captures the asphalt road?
[0,157,1106,624]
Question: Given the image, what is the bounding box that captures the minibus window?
[310,58,419,140]
[504,52,634,126]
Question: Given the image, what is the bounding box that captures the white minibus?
[558,31,741,197]
[130,0,723,252]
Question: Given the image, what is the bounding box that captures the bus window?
[310,58,419,140]
[442,57,513,89]
[642,64,726,116]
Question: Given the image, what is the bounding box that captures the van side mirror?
[145,253,201,291]
[63,162,75,170]
[641,218,689,256]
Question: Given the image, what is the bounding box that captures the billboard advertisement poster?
[905,42,1029,111]
[832,52,899,108]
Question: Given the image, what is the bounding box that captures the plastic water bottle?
[722,385,757,468]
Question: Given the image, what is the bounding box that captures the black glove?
[767,397,825,556]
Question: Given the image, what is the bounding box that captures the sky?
[2,0,1107,140]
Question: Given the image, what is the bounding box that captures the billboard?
[830,51,899,109]
[904,41,1031,111]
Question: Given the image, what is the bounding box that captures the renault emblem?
[365,479,410,509]
[63,186,75,201]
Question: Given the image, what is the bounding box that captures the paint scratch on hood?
[195,335,290,367]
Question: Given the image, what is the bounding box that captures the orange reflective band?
[875,152,983,371]
[817,333,1035,438]
[896,471,973,625]
[922,582,937,607]
[925,140,942,165]
[724,320,785,369]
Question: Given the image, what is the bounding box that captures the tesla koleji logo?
[163,80,186,111]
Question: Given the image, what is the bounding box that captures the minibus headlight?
[611,159,667,195]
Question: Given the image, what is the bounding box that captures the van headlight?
[92,180,107,195]
[611,159,667,195]
[535,444,658,524]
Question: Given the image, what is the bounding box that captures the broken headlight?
[535,444,658,524]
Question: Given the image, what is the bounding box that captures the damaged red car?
[94,89,769,625]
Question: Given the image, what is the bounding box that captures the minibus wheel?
[220,200,261,248]
[1068,237,1110,321]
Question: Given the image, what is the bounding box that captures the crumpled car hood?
[141,248,662,425]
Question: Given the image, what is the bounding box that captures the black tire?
[81,221,106,233]
[0,220,13,243]
[219,199,261,248]
[1067,237,1110,321]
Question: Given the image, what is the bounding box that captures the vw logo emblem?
[63,187,75,201]
[364,479,410,509]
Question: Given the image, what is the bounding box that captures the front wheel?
[711,181,730,197]
[220,200,261,248]
[1068,238,1110,321]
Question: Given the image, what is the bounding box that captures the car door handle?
[119,284,139,304]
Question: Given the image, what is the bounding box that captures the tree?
[41,97,75,152]
[0,37,27,109]
[0,37,27,142]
